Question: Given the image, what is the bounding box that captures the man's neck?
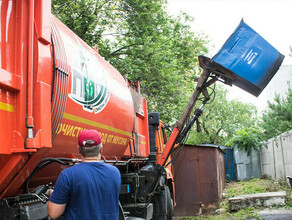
[82,155,101,162]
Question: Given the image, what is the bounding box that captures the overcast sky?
[167,0,292,65]
[167,0,292,110]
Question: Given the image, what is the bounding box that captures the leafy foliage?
[261,88,292,139]
[51,0,209,123]
[226,127,264,155]
[187,86,258,145]
[52,0,117,48]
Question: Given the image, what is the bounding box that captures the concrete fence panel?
[260,130,292,180]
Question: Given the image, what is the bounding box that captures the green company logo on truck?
[69,42,110,113]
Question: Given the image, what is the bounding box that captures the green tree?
[51,0,120,52]
[261,88,292,139]
[187,86,258,145]
[51,0,209,123]
[226,127,264,155]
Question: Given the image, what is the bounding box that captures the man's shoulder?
[61,162,120,175]
[60,163,83,174]
[93,162,121,179]
[102,162,120,172]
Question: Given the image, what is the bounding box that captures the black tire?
[165,186,174,220]
[153,185,173,220]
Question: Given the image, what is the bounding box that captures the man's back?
[50,162,121,220]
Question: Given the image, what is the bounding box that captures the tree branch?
[109,44,140,57]
[216,128,222,136]
[101,33,126,37]
[53,2,72,15]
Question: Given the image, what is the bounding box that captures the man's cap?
[78,129,102,147]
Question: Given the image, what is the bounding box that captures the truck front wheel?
[166,186,174,220]
[153,185,173,220]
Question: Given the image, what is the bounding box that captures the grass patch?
[180,207,262,220]
[177,177,292,220]
[225,177,290,197]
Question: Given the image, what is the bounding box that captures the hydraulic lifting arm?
[157,56,222,166]
[157,70,211,166]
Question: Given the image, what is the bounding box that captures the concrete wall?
[260,130,292,180]
[234,148,261,181]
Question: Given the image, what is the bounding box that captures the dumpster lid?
[182,144,225,153]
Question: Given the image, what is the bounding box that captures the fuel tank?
[49,16,135,160]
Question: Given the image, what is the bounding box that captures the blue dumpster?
[220,146,236,182]
[211,19,284,97]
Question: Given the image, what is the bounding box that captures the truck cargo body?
[0,1,173,219]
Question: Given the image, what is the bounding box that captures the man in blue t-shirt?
[47,129,121,220]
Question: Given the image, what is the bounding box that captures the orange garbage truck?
[0,1,284,219]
